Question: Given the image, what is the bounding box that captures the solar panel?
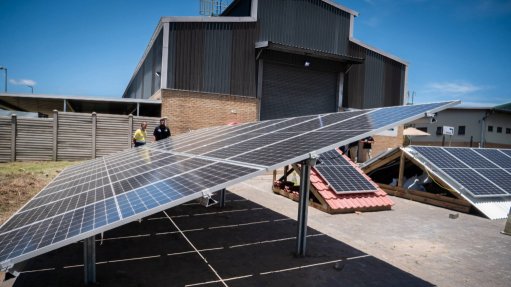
[407,146,511,198]
[315,150,378,194]
[0,101,458,270]
[472,149,511,168]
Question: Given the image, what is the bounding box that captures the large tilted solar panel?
[316,150,378,194]
[408,146,511,198]
[0,101,458,270]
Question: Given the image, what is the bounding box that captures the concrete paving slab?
[230,174,511,287]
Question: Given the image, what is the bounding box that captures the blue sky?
[0,0,510,106]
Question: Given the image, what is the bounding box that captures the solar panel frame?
[0,101,459,270]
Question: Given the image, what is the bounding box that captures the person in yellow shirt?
[133,122,148,147]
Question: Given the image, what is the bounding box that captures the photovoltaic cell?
[0,101,458,270]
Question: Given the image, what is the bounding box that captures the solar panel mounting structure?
[0,101,459,284]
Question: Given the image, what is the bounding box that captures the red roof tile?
[310,149,393,213]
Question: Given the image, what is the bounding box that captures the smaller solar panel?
[409,146,511,198]
[315,149,378,194]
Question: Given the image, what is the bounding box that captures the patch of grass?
[0,161,77,225]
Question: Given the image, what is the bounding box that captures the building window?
[497,127,502,133]
[506,128,510,134]
[488,125,493,132]
[436,126,443,135]
[458,126,466,135]
[417,127,428,133]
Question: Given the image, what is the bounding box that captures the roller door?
[260,62,338,120]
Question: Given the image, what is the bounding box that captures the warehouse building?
[123,0,408,133]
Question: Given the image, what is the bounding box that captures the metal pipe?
[0,66,7,93]
[296,155,317,256]
[219,188,226,208]
[83,236,96,285]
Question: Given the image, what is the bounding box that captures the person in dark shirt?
[153,117,171,141]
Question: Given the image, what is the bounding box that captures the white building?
[408,103,511,148]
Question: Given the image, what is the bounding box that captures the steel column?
[219,188,226,208]
[83,236,96,285]
[296,156,317,256]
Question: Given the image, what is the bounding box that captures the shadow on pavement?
[13,193,434,287]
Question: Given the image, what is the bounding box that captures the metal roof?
[255,41,364,64]
[349,38,408,66]
[0,93,160,104]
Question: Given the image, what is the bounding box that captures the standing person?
[154,117,171,141]
[362,136,374,160]
[133,122,148,147]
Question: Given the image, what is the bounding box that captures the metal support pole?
[83,236,96,285]
[63,99,67,112]
[219,188,226,208]
[136,103,140,116]
[296,155,318,256]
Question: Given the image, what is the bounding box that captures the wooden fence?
[0,111,159,162]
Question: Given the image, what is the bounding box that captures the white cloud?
[426,82,483,94]
[9,79,37,86]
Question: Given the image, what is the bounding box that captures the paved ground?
[5,174,511,287]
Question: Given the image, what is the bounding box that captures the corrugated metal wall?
[124,30,163,99]
[257,0,351,55]
[0,117,11,162]
[344,42,405,109]
[168,22,257,97]
[16,118,53,161]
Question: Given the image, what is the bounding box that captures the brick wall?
[356,126,404,162]
[373,125,404,156]
[161,89,258,134]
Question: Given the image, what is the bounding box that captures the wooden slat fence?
[0,111,159,162]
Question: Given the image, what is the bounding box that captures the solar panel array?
[316,150,378,194]
[0,101,457,270]
[409,146,511,198]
